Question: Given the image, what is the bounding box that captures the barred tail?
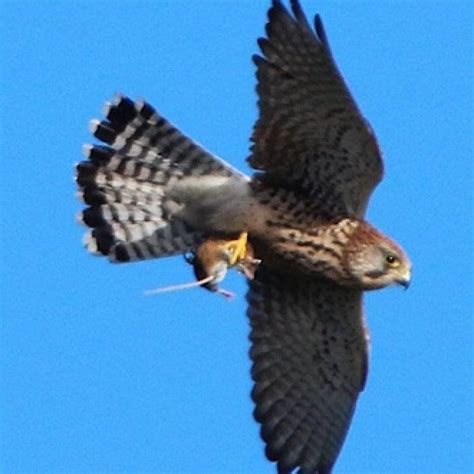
[75,94,241,263]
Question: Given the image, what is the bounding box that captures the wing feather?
[249,0,383,218]
[247,265,368,473]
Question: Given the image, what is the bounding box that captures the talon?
[226,231,249,266]
[187,233,258,297]
[237,257,261,280]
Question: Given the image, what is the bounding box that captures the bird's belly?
[249,222,350,284]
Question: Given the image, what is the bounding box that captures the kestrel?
[76,1,411,472]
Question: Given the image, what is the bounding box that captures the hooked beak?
[397,268,412,290]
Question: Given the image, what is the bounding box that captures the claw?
[236,256,261,280]
[145,233,261,298]
[155,232,260,298]
[225,232,249,266]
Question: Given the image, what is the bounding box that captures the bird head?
[344,224,412,290]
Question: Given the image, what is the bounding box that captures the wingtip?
[252,53,265,66]
[314,14,328,45]
[268,0,287,21]
[290,0,316,36]
[289,0,302,16]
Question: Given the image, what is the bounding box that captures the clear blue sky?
[1,1,472,473]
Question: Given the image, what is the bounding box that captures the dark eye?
[386,254,400,267]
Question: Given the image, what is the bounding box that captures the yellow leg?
[225,232,248,266]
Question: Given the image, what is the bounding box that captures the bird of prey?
[76,1,411,472]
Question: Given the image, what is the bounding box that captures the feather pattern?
[249,0,383,218]
[76,94,241,262]
[75,2,411,473]
[247,265,368,473]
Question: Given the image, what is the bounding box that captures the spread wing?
[247,266,368,473]
[249,0,383,218]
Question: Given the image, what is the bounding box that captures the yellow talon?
[226,231,249,266]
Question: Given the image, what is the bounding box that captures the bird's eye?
[385,254,400,267]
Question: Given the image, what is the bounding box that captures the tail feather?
[84,220,197,263]
[80,145,178,185]
[76,94,241,263]
[92,94,243,177]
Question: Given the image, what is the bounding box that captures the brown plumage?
[76,1,411,473]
